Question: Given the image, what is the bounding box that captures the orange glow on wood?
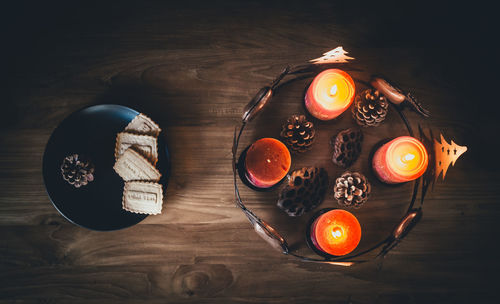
[311,209,361,256]
[372,136,428,184]
[245,138,291,188]
[305,69,355,120]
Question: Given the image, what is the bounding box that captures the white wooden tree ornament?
[309,46,355,64]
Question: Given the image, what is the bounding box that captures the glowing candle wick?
[329,84,338,97]
[402,153,415,163]
[332,227,342,239]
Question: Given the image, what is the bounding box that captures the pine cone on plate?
[352,89,389,127]
[331,128,363,168]
[333,172,370,208]
[61,154,95,188]
[277,167,328,217]
[280,114,315,153]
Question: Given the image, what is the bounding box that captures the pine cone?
[331,128,363,168]
[352,89,389,127]
[277,167,328,217]
[61,154,95,188]
[280,114,315,153]
[333,172,370,208]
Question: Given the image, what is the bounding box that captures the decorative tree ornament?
[309,46,355,64]
[434,134,467,180]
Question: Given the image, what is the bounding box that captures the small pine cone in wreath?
[280,114,315,153]
[331,128,363,168]
[352,89,389,127]
[277,167,328,217]
[333,172,371,208]
[61,154,95,188]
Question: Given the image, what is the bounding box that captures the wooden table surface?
[1,1,499,303]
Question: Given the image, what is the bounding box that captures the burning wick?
[332,227,343,239]
[402,153,415,163]
[329,84,338,97]
[310,209,361,256]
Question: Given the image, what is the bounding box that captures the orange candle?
[245,138,291,188]
[372,136,428,184]
[305,69,355,120]
[310,209,361,256]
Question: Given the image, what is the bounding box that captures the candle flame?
[403,153,415,162]
[331,227,342,239]
[330,84,338,97]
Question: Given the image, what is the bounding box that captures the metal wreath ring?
[232,48,430,265]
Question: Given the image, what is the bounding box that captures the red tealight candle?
[310,209,361,256]
[245,138,291,188]
[305,69,356,120]
[372,136,429,184]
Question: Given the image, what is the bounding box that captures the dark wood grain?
[1,1,499,303]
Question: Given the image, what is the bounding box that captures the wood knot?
[36,214,62,226]
[183,272,209,295]
[172,264,233,297]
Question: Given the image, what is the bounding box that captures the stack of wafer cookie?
[113,114,164,215]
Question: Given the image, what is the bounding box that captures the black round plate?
[43,104,170,231]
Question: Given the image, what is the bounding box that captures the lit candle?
[372,136,429,184]
[245,138,291,188]
[310,209,361,256]
[305,69,355,120]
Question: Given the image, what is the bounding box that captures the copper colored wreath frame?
[231,47,465,266]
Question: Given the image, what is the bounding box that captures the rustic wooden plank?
[0,223,494,301]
